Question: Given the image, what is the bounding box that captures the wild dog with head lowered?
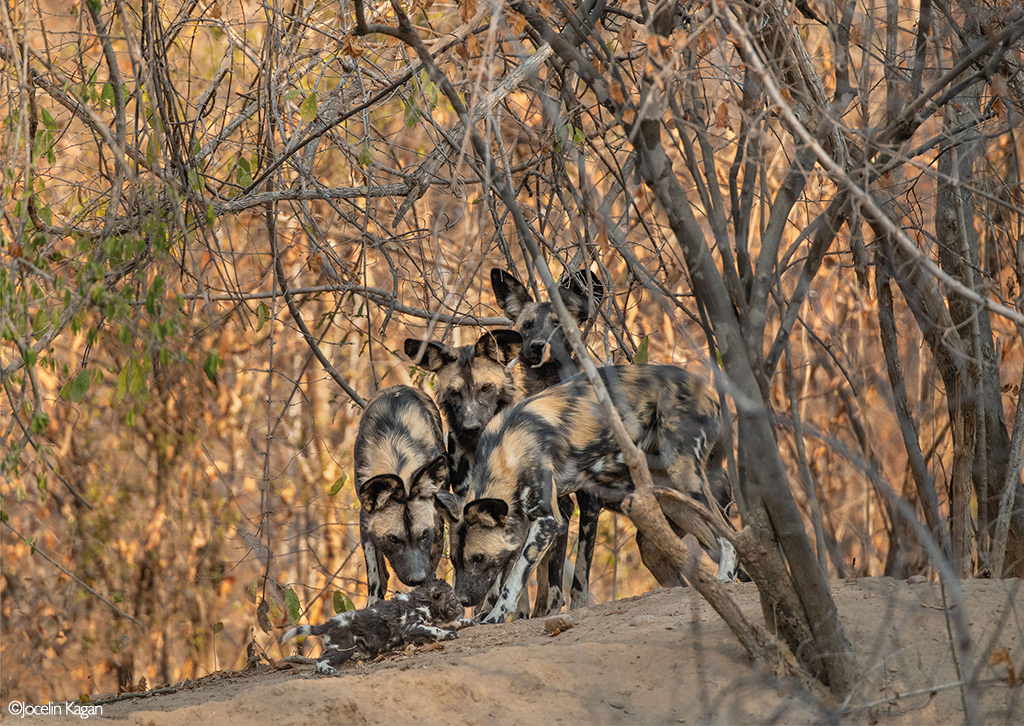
[448,364,738,624]
[490,267,607,615]
[281,579,464,675]
[354,386,450,604]
[404,330,521,498]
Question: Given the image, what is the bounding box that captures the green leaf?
[203,350,222,383]
[633,336,649,365]
[129,362,146,398]
[328,473,346,496]
[235,156,253,187]
[333,591,355,614]
[357,143,373,168]
[206,203,216,227]
[284,588,301,625]
[101,83,115,108]
[256,302,268,332]
[300,92,317,123]
[30,412,49,435]
[61,369,91,402]
[116,362,129,402]
[572,124,586,146]
[0,510,8,523]
[403,99,420,128]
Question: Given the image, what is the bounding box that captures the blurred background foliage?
[1,0,1022,704]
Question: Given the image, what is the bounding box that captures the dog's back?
[353,386,449,603]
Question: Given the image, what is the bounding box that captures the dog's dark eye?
[419,531,430,541]
[480,383,494,394]
[471,553,485,565]
[387,534,400,545]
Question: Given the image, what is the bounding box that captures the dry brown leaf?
[341,34,363,58]
[609,80,625,105]
[716,101,731,130]
[989,647,1018,686]
[509,11,527,35]
[618,23,634,53]
[459,0,477,23]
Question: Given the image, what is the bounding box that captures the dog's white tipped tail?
[281,625,308,643]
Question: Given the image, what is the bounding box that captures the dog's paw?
[479,611,507,625]
[315,661,337,676]
[441,630,459,641]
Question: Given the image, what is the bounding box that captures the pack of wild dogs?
[281,267,741,673]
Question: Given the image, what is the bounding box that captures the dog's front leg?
[362,537,387,605]
[479,516,558,624]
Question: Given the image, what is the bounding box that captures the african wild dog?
[449,365,739,624]
[354,386,450,604]
[281,579,464,675]
[490,267,603,396]
[403,330,521,498]
[490,267,606,615]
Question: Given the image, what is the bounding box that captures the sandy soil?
[8,578,1023,725]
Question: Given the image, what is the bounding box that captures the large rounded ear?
[558,267,604,322]
[474,329,522,366]
[490,269,533,320]
[358,474,405,513]
[404,339,454,372]
[410,455,449,498]
[463,498,510,528]
[434,489,463,523]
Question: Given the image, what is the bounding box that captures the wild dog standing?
[354,386,450,604]
[449,365,739,624]
[490,267,606,615]
[281,579,464,675]
[403,331,521,498]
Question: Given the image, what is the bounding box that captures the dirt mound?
[15,578,1022,725]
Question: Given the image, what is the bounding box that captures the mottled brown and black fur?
[490,268,606,615]
[281,579,464,675]
[354,386,450,604]
[449,365,738,623]
[404,331,521,498]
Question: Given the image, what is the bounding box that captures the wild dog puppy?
[354,386,450,604]
[448,365,739,624]
[403,331,521,498]
[490,267,605,615]
[281,579,464,675]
